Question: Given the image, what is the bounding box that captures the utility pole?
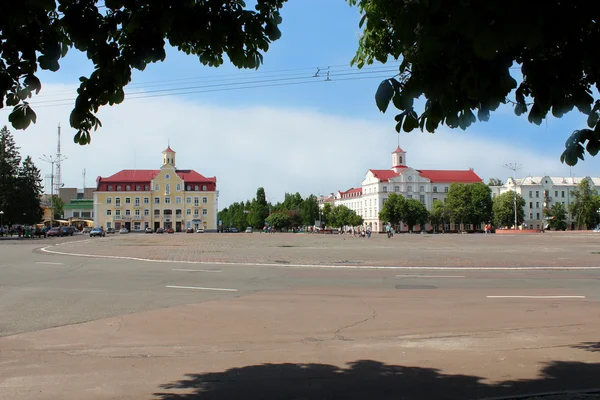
[504,163,523,230]
[40,154,67,226]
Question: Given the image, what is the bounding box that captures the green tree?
[52,195,65,220]
[265,212,292,230]
[0,126,21,225]
[402,198,429,232]
[546,203,567,231]
[249,187,269,229]
[1,1,286,143]
[493,191,526,228]
[445,184,473,230]
[470,182,494,226]
[349,0,600,165]
[378,193,405,227]
[488,178,503,186]
[429,200,449,232]
[15,156,44,225]
[321,203,333,227]
[349,213,364,228]
[299,195,320,227]
[330,205,353,229]
[569,178,600,229]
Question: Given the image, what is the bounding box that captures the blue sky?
[3,0,599,207]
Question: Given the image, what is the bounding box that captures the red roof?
[339,187,363,198]
[163,146,175,153]
[392,146,405,153]
[98,169,216,184]
[418,169,482,183]
[369,169,400,182]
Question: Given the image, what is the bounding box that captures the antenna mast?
[83,168,86,191]
[54,124,63,194]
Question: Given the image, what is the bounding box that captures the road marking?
[396,275,465,278]
[39,245,600,271]
[35,261,63,265]
[486,295,586,299]
[172,268,222,273]
[166,285,237,292]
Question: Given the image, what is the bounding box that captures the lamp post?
[504,163,523,230]
[40,154,67,227]
[0,210,4,235]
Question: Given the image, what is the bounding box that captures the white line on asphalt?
[396,275,466,278]
[35,261,63,265]
[486,295,586,299]
[39,244,600,271]
[172,268,222,273]
[166,285,237,292]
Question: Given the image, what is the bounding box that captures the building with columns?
[93,147,218,232]
[325,146,482,232]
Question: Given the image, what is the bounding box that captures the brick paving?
[47,231,600,268]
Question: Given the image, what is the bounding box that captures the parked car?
[156,228,164,233]
[231,227,239,233]
[167,228,175,234]
[83,227,92,234]
[186,227,194,233]
[119,228,129,234]
[60,226,75,236]
[106,227,116,234]
[90,227,105,237]
[245,227,253,233]
[196,227,205,233]
[47,227,62,237]
[145,227,153,234]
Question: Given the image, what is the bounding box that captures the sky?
[2,0,599,208]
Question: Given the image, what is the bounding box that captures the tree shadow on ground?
[573,342,600,352]
[153,360,600,400]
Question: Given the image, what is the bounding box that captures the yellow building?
[93,147,218,232]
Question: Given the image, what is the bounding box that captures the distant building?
[59,187,94,204]
[324,145,482,232]
[490,176,600,230]
[93,147,218,232]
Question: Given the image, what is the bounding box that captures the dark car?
[156,228,164,233]
[231,227,239,233]
[60,226,75,236]
[47,227,62,237]
[90,227,105,237]
[106,228,116,234]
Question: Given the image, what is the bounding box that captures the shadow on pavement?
[153,360,600,400]
[573,342,600,352]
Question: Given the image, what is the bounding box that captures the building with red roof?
[93,147,218,232]
[330,145,482,232]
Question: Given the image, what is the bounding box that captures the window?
[536,202,540,208]
[202,185,207,191]
[106,222,111,229]
[176,209,182,217]
[165,174,170,179]
[144,197,149,204]
[419,195,425,204]
[135,209,140,216]
[176,197,182,204]
[115,209,121,216]
[126,185,131,191]
[536,191,539,198]
[133,222,141,231]
[383,186,387,193]
[73,211,80,218]
[544,190,549,197]
[136,185,141,191]
[407,195,413,199]
[555,191,558,198]
[154,209,160,216]
[116,185,122,191]
[194,197,199,206]
[194,185,199,191]
[202,209,208,215]
[186,209,191,215]
[155,184,160,191]
[166,184,170,195]
[107,185,113,191]
[536,212,540,219]
[433,186,438,193]
[444,187,449,193]
[419,186,424,192]
[154,197,160,204]
[82,211,91,218]
[194,209,199,216]
[202,197,208,204]
[144,209,149,216]
[115,197,121,206]
[186,197,191,204]
[187,185,191,191]
[529,202,533,208]
[106,197,112,204]
[125,197,131,204]
[562,191,565,198]
[394,186,399,192]
[144,185,149,191]
[125,209,131,216]
[165,197,171,204]
[407,186,412,192]
[106,210,112,216]
[529,212,533,219]
[176,184,181,191]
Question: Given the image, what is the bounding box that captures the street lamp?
[0,210,4,234]
[39,154,67,227]
[504,163,523,230]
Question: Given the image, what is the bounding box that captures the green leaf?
[8,104,36,130]
[394,112,406,133]
[24,75,42,95]
[375,79,394,113]
[587,112,599,129]
[403,112,418,132]
[586,137,600,156]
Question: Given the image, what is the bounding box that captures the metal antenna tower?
[54,124,64,195]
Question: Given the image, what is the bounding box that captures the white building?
[490,176,600,230]
[324,146,483,232]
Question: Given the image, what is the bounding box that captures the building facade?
[93,147,218,232]
[490,176,600,230]
[325,146,482,232]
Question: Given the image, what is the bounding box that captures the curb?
[477,388,600,400]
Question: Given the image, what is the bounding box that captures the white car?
[119,228,129,234]
[196,227,204,233]
[245,227,253,233]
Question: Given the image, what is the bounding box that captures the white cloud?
[1,84,596,208]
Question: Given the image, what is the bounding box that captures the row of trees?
[0,126,44,226]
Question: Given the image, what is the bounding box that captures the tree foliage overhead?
[349,0,600,165]
[0,0,286,144]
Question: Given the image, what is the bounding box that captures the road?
[1,234,600,399]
